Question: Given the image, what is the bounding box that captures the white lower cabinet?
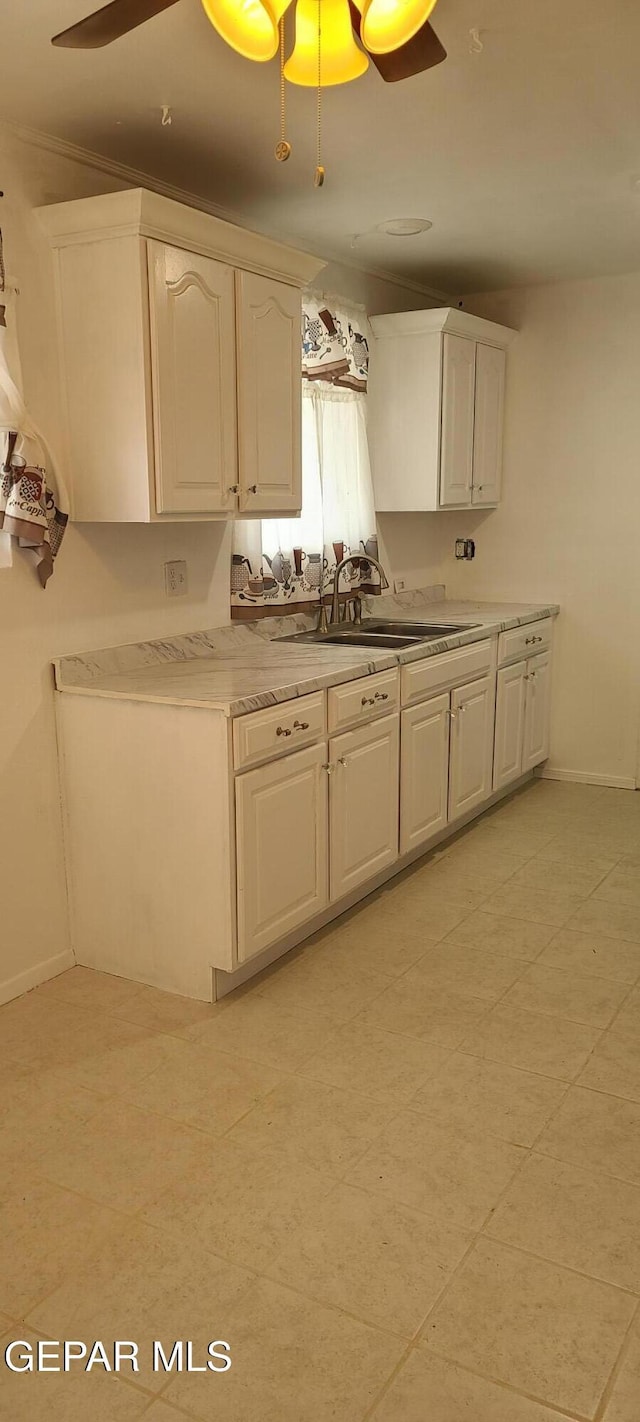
[400,694,450,854]
[235,742,328,963]
[399,675,496,851]
[522,652,552,771]
[493,660,527,791]
[234,640,551,969]
[329,714,400,903]
[494,650,551,789]
[449,675,496,820]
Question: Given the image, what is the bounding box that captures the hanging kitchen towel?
[0,226,69,586]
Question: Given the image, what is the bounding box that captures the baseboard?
[0,949,75,1008]
[537,767,637,791]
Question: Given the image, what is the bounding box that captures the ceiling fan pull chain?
[314,0,325,187]
[274,16,292,162]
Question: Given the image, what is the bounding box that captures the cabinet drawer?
[327,668,399,734]
[233,691,325,771]
[401,640,492,707]
[498,619,552,666]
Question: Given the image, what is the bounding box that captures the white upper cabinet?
[368,307,515,513]
[236,272,302,516]
[472,342,506,507]
[148,242,237,516]
[38,188,324,522]
[440,334,476,507]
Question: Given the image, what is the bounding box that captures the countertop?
[54,589,559,717]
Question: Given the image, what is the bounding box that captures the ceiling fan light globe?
[200,0,288,61]
[361,0,437,54]
[284,0,369,86]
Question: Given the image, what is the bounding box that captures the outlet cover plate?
[165,559,188,597]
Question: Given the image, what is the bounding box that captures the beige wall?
[0,128,234,1003]
[377,275,640,789]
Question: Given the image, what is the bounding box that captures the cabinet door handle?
[293,720,309,731]
[337,755,348,767]
[247,484,258,494]
[476,484,484,492]
[447,709,457,720]
[374,691,389,702]
[228,484,240,494]
[322,762,334,774]
[361,695,376,706]
[276,726,292,737]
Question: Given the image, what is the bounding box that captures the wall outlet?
[165,559,188,597]
[394,577,406,593]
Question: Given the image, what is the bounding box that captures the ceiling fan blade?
[52,0,181,48]
[349,4,446,81]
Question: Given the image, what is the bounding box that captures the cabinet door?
[330,714,399,903]
[235,743,328,963]
[439,334,476,507]
[236,271,302,516]
[449,675,495,821]
[400,694,450,855]
[493,660,526,791]
[522,652,552,772]
[472,342,506,506]
[147,241,238,515]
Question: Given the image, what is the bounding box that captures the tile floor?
[2,778,640,1420]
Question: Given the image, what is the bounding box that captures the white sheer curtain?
[231,300,379,615]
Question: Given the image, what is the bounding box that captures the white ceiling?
[2,0,640,294]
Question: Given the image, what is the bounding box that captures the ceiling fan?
[51,0,447,85]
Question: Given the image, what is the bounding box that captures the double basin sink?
[279,619,481,650]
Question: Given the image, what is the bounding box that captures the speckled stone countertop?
[54,587,559,717]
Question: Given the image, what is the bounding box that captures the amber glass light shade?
[284,0,369,86]
[361,0,438,54]
[201,0,289,62]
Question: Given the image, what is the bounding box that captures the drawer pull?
[293,720,310,731]
[374,691,389,702]
[276,726,292,737]
[361,695,376,706]
[525,633,544,646]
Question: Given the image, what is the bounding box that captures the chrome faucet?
[329,554,389,628]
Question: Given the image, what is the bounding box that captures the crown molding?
[4,118,453,306]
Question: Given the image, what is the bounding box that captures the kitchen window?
[231,297,379,616]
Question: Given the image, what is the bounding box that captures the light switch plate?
[165,559,188,597]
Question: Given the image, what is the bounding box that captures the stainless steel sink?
[321,630,419,648]
[278,619,480,649]
[362,621,479,637]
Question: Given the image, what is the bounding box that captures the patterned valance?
[302,296,369,392]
